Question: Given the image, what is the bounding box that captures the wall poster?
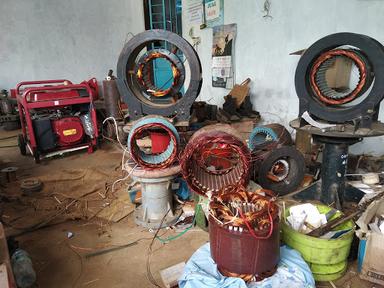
[211,23,236,89]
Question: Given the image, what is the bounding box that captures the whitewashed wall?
[182,0,384,155]
[0,0,145,90]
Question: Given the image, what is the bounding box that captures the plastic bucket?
[193,193,209,231]
[281,204,354,281]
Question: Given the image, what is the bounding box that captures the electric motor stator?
[295,32,384,128]
[116,29,202,121]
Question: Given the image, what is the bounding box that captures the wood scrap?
[225,78,251,108]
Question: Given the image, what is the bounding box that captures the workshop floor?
[0,129,379,288]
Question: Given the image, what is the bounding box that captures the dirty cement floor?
[0,129,380,288]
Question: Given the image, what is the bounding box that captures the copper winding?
[180,131,250,196]
[209,185,279,282]
[250,124,293,184]
[266,159,290,182]
[209,185,278,236]
[129,123,178,169]
[220,266,277,282]
[310,49,367,105]
[136,52,181,97]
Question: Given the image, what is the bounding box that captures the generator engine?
[32,108,92,152]
[15,78,99,162]
[52,117,84,146]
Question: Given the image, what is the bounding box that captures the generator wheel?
[33,151,40,164]
[18,134,27,156]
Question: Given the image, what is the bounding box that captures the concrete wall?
[181,0,384,155]
[2,0,384,155]
[0,0,144,89]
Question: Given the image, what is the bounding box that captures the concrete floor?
[0,128,380,288]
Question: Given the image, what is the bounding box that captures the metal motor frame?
[116,30,202,122]
[295,32,384,129]
[291,33,384,208]
[127,115,180,169]
[127,163,181,229]
[181,130,251,197]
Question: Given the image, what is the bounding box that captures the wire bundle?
[127,116,180,169]
[180,131,250,196]
[209,185,278,237]
[209,184,280,282]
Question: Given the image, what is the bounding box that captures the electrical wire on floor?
[155,204,201,244]
[145,203,203,286]
[146,208,171,288]
[102,116,139,194]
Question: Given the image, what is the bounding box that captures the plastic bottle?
[11,249,36,288]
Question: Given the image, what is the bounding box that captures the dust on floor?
[0,129,380,288]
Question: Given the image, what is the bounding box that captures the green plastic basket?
[281,204,354,281]
[193,193,209,231]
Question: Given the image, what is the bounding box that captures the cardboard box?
[356,198,384,285]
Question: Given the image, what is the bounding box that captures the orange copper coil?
[136,52,181,97]
[309,49,367,105]
[209,185,278,234]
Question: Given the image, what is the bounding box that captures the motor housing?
[52,117,84,146]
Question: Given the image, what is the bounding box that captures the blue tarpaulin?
[179,243,315,288]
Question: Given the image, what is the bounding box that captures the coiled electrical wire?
[248,123,292,151]
[309,49,371,105]
[209,185,278,235]
[127,116,179,169]
[209,185,279,282]
[135,49,185,97]
[180,131,250,196]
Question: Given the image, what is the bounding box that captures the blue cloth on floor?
[179,243,315,288]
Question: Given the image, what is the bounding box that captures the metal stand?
[127,164,182,229]
[319,138,350,207]
[289,118,384,208]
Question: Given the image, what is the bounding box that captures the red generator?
[14,79,99,163]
